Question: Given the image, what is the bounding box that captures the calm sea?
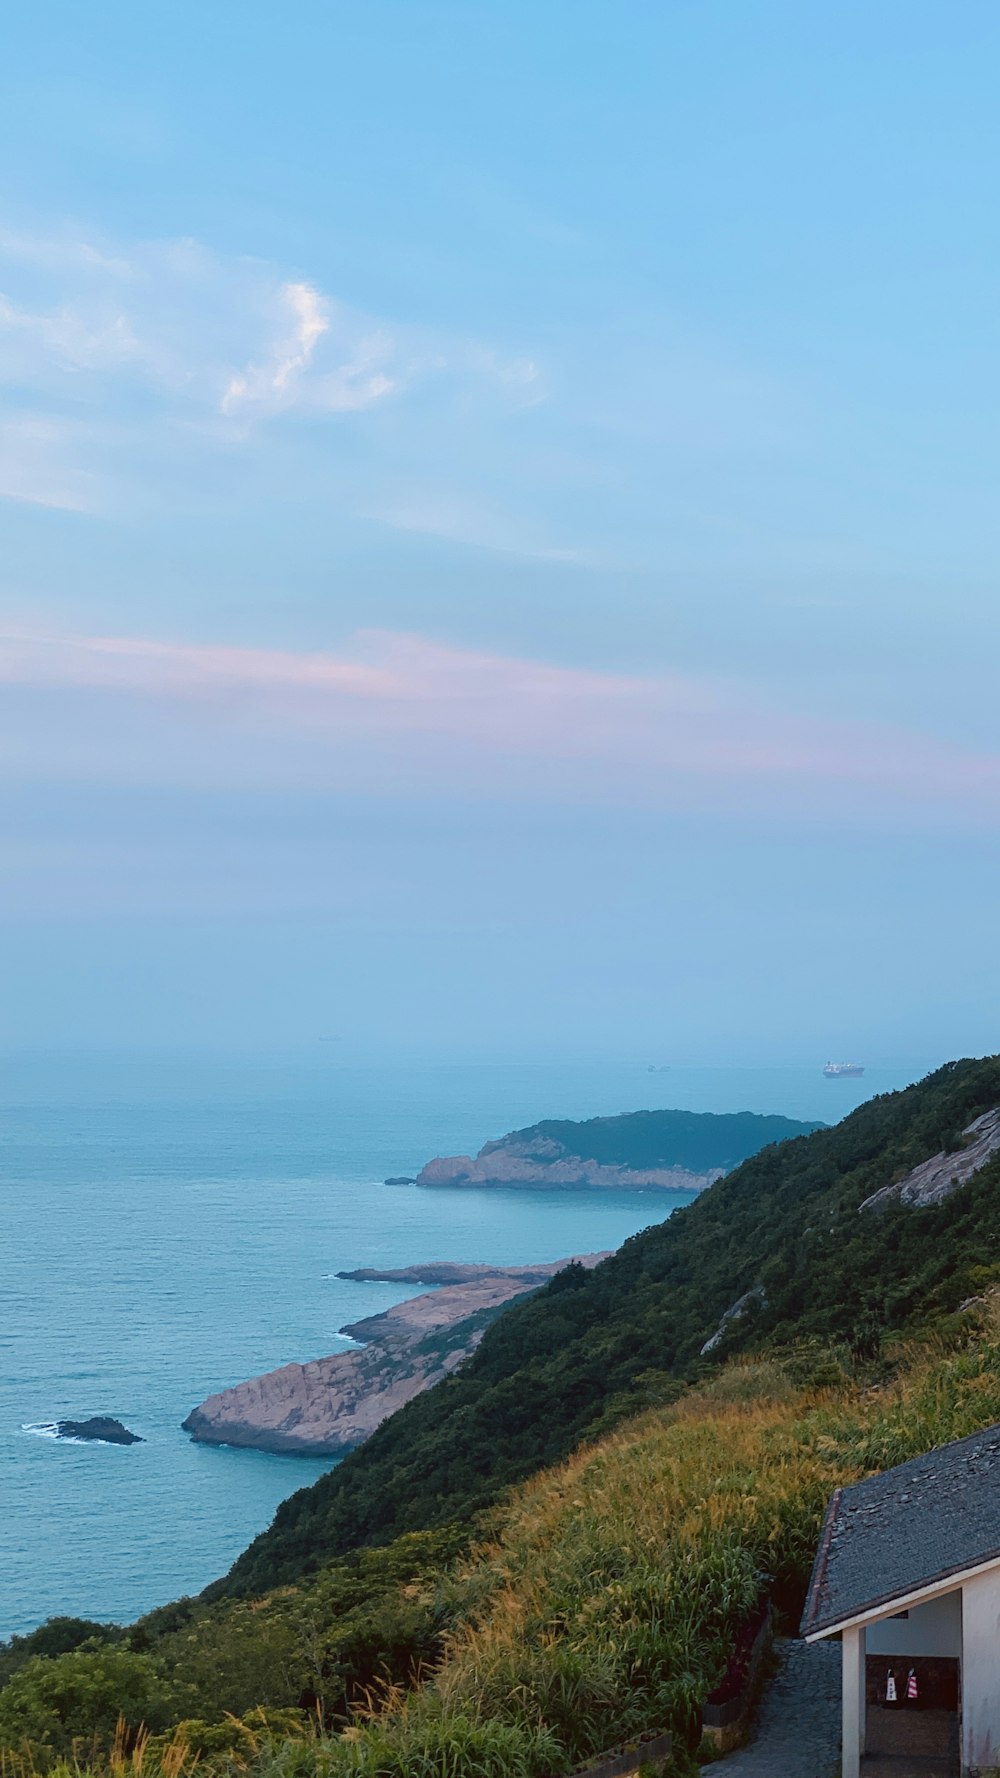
[0,1057,918,1638]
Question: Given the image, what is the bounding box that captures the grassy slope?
[220,1057,1000,1596]
[10,1312,1000,1777]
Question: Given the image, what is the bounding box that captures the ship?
[823,1061,864,1078]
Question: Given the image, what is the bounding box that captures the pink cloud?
[1,625,998,818]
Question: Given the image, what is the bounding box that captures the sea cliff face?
[416,1135,723,1192]
[183,1253,609,1457]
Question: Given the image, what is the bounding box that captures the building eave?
[799,1486,842,1636]
[803,1547,1000,1642]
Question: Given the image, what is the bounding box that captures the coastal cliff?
[183,1253,608,1457]
[414,1107,822,1191]
[417,1142,722,1191]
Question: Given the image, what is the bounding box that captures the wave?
[20,1422,89,1445]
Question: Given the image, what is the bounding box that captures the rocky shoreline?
[183,1253,609,1458]
[415,1146,721,1192]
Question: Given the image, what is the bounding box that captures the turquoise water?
[0,1058,919,1638]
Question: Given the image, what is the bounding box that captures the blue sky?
[2,1,999,1063]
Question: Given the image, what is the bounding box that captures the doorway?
[862,1656,960,1777]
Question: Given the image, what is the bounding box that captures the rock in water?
[56,1416,144,1444]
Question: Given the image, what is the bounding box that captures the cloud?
[222,280,333,413]
[0,220,562,550]
[0,239,389,416]
[0,227,135,279]
[2,624,998,823]
[0,293,140,372]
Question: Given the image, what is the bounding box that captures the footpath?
[713,1639,841,1778]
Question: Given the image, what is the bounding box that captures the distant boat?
[824,1061,864,1078]
[647,1065,671,1073]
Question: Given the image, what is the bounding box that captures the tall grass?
[9,1306,1000,1778]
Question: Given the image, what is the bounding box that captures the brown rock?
[416,1141,720,1193]
[182,1252,610,1457]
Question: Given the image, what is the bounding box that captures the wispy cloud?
[377,489,596,563]
[222,280,333,413]
[0,222,548,532]
[0,293,140,375]
[0,226,136,279]
[0,414,96,511]
[2,625,998,822]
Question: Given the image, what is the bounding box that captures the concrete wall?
[962,1569,1000,1775]
[866,1591,962,1656]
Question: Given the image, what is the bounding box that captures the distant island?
[409,1106,824,1192]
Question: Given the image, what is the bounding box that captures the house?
[801,1424,1000,1777]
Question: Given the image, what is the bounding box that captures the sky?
[1,0,999,1065]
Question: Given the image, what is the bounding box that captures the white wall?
[962,1569,1000,1774]
[842,1625,865,1778]
[866,1590,962,1656]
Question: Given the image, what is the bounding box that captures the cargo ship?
[823,1061,864,1078]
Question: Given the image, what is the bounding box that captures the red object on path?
[907,1670,918,1702]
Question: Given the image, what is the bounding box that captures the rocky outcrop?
[57,1417,143,1444]
[183,1254,609,1457]
[417,1137,722,1193]
[859,1109,1000,1213]
[700,1287,767,1355]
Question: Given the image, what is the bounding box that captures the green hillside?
[5,1057,1000,1778]
[218,1056,1000,1597]
[488,1106,824,1170]
[9,1272,1000,1776]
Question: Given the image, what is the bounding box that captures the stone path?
[712,1638,842,1778]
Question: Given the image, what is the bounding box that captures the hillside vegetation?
[223,1057,1000,1595]
[483,1107,823,1170]
[7,1308,1000,1777]
[5,1058,1000,1778]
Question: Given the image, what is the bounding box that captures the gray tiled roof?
[801,1423,1000,1636]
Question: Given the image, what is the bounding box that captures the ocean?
[0,1056,919,1639]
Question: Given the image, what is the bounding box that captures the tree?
[0,1645,163,1755]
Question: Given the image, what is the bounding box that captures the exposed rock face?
[417,1137,722,1194]
[57,1417,143,1444]
[859,1109,1000,1213]
[183,1254,609,1457]
[700,1286,767,1355]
